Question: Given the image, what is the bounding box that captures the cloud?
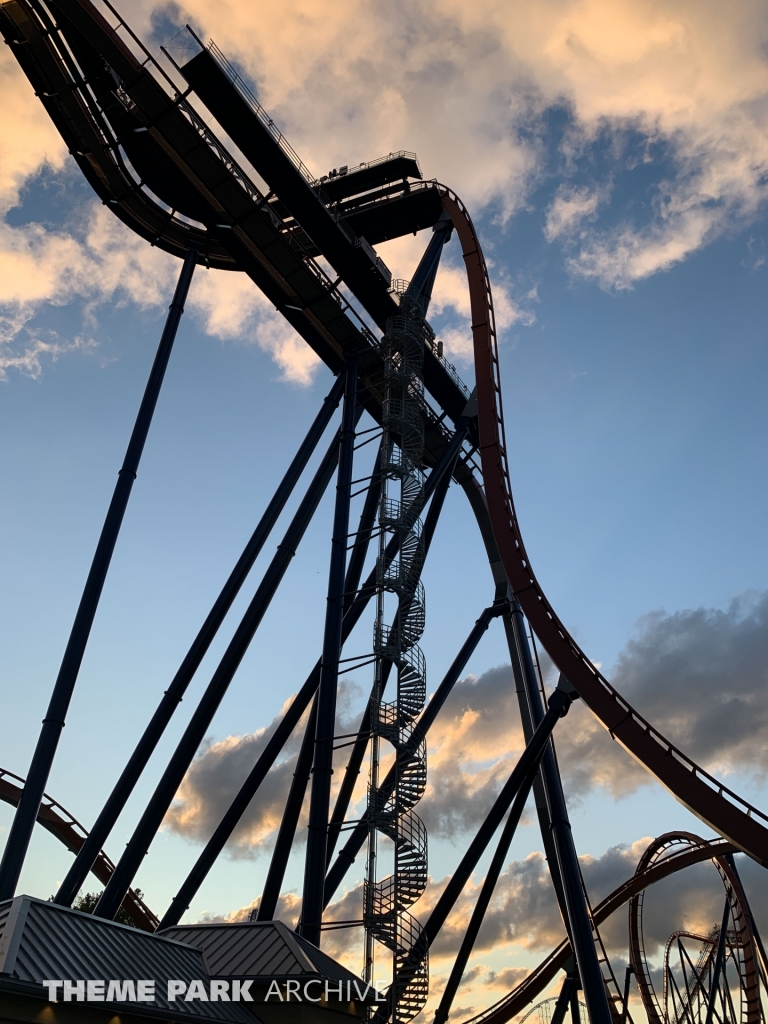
[0,45,67,211]
[164,590,768,875]
[318,839,768,965]
[437,0,768,285]
[164,593,768,1014]
[185,261,321,385]
[5,0,768,375]
[554,591,768,799]
[544,185,606,242]
[419,591,768,821]
[166,0,768,289]
[0,197,319,383]
[207,835,768,1024]
[163,681,365,855]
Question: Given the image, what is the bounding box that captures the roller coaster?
[0,2,766,1024]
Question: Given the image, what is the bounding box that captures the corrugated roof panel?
[160,921,359,986]
[161,922,311,979]
[0,897,255,1023]
[161,921,364,989]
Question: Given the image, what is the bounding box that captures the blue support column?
[506,600,612,1024]
[0,246,198,902]
[55,372,345,908]
[300,359,358,946]
[97,401,362,922]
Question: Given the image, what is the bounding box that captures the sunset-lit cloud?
[3,8,768,1019]
[162,681,368,854]
[3,0,768,376]
[194,831,768,1023]
[124,584,768,1019]
[0,196,319,383]
[0,43,67,210]
[164,591,768,866]
[170,0,768,287]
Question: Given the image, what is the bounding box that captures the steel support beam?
[0,247,198,902]
[419,685,574,949]
[406,213,453,311]
[155,425,467,930]
[257,696,318,922]
[704,897,731,1024]
[55,372,346,908]
[724,853,768,986]
[258,459,381,921]
[619,967,633,1024]
[433,761,541,1024]
[501,610,570,929]
[262,425,459,924]
[506,600,612,1024]
[571,976,584,1024]
[94,402,363,921]
[324,427,465,869]
[323,598,507,907]
[371,684,575,1024]
[552,975,579,1024]
[300,360,358,945]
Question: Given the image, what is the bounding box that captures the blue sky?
[2,0,768,1019]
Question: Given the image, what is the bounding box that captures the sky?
[2,0,768,1021]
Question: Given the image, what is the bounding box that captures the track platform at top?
[2,0,767,905]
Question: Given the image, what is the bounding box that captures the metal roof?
[0,895,255,1023]
[160,921,314,979]
[161,920,363,988]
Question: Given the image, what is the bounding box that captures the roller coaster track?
[463,835,742,1024]
[2,5,768,1021]
[440,188,768,867]
[628,832,761,1024]
[0,768,157,931]
[10,3,767,876]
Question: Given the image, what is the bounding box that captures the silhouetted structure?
[0,4,766,1024]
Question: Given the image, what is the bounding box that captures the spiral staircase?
[365,288,431,1023]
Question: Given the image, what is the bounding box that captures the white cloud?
[0,198,319,383]
[162,591,768,866]
[171,0,768,285]
[162,681,365,854]
[0,45,67,212]
[544,185,605,242]
[4,0,768,374]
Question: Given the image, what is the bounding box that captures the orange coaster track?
[0,768,157,931]
[462,833,762,1024]
[2,5,767,1021]
[441,188,768,868]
